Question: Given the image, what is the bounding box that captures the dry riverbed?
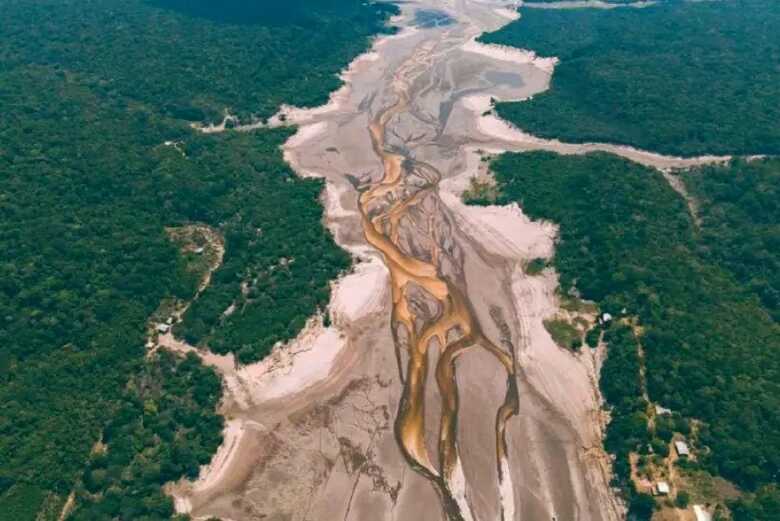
[158,1,727,519]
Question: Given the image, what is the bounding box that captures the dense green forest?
[0,0,393,518]
[479,0,780,156]
[468,152,780,517]
[731,485,780,521]
[683,159,780,322]
[171,130,351,364]
[3,0,396,122]
[72,351,223,520]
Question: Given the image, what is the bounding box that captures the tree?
[629,493,656,521]
[675,490,690,509]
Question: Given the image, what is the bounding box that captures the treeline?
[0,0,393,518]
[474,152,780,512]
[478,0,780,156]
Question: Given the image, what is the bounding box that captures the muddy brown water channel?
[359,43,521,520]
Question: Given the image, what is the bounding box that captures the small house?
[655,404,672,416]
[654,481,670,496]
[675,440,691,458]
[156,323,171,334]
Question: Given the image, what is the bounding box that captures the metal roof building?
[674,440,691,457]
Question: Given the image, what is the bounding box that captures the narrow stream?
[360,61,519,519]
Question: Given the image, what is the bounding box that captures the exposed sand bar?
[462,37,559,74]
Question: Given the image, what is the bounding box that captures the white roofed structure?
[655,481,670,495]
[675,440,691,457]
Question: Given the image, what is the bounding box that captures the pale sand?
[318,180,381,263]
[524,0,656,10]
[441,189,556,261]
[158,288,374,412]
[442,135,618,517]
[274,87,350,126]
[374,25,420,48]
[512,269,601,442]
[158,332,236,374]
[330,258,390,324]
[283,121,328,150]
[168,27,397,504]
[694,505,713,521]
[438,144,507,195]
[461,93,494,114]
[321,177,372,224]
[164,316,344,412]
[191,113,239,134]
[493,7,520,20]
[191,112,268,134]
[168,0,632,516]
[57,492,76,521]
[232,320,345,404]
[440,145,556,261]
[444,166,599,444]
[510,267,619,518]
[190,419,245,495]
[498,457,516,521]
[462,37,559,74]
[449,457,477,521]
[166,322,349,499]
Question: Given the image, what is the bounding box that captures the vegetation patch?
[543,318,582,351]
[585,326,602,349]
[524,257,547,276]
[461,176,500,205]
[479,1,780,156]
[166,225,224,292]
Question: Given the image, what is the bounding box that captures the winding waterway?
[167,0,716,519]
[358,38,523,519]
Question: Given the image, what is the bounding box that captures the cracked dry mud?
[169,1,628,520]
